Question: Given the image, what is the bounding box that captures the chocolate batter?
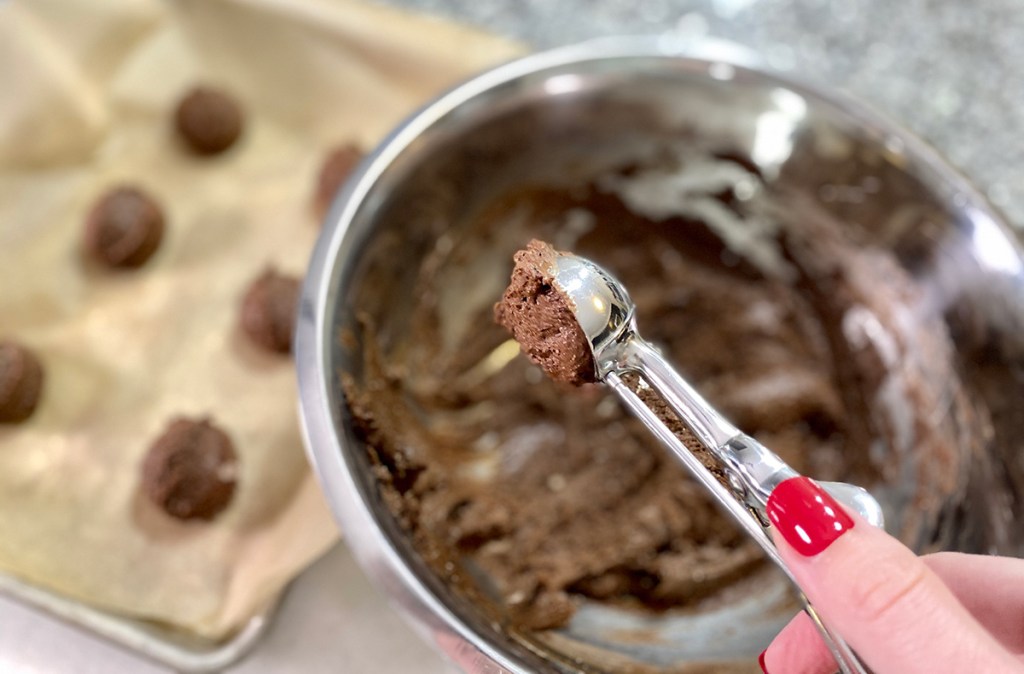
[344,150,976,634]
[240,268,301,354]
[83,186,165,269]
[494,240,596,386]
[141,417,238,521]
[314,144,364,221]
[174,86,244,156]
[0,341,44,424]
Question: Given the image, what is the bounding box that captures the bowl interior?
[316,51,1024,672]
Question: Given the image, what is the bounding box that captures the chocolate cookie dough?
[174,86,244,156]
[83,186,165,269]
[240,268,301,354]
[314,144,363,220]
[0,341,44,423]
[494,240,596,386]
[344,150,974,634]
[141,417,238,521]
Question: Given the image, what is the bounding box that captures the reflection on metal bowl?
[296,38,1024,673]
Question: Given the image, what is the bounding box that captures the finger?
[762,552,1024,672]
[765,477,1021,674]
[760,611,836,674]
[924,551,1024,654]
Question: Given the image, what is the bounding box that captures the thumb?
[764,477,1021,674]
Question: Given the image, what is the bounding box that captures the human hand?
[759,477,1024,674]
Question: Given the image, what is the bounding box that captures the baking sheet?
[0,0,521,652]
[0,572,271,672]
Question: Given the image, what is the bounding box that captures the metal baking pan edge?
[0,571,279,672]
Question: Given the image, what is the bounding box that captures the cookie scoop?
[497,240,882,674]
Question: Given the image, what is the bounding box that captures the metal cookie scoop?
[503,241,881,674]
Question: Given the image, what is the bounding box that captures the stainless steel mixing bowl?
[296,37,1024,673]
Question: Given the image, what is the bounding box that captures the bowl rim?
[294,35,1018,673]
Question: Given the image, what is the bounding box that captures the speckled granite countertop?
[379,0,1024,229]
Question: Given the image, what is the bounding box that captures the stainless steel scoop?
[551,251,883,674]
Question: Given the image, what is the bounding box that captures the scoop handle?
[607,336,875,674]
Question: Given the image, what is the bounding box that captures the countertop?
[0,544,452,673]
[381,0,1024,230]
[2,1,1020,672]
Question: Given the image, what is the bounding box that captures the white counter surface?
[0,544,450,674]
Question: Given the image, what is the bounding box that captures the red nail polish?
[758,649,769,673]
[766,476,854,556]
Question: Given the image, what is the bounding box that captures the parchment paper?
[0,0,520,639]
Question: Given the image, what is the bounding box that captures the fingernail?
[766,476,854,556]
[758,649,769,673]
